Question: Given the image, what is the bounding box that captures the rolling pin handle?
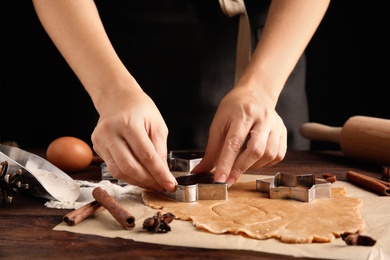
[299,123,342,144]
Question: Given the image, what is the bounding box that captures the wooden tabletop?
[1,149,384,259]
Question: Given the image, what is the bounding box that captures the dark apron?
[95,0,310,150]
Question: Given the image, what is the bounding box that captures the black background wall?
[305,0,388,149]
[1,1,388,151]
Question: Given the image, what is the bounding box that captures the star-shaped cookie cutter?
[256,172,331,202]
[168,150,204,173]
[161,172,228,202]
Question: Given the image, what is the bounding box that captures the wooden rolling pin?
[299,116,390,165]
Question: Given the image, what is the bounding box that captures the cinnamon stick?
[92,186,135,230]
[63,200,104,226]
[383,166,390,182]
[346,171,390,196]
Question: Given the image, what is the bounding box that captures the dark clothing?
[1,0,310,150]
[96,0,310,150]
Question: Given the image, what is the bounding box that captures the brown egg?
[46,136,93,173]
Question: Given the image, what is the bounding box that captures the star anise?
[322,173,337,183]
[341,231,377,246]
[142,211,175,233]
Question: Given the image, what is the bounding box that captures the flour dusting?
[26,167,80,202]
[44,180,140,209]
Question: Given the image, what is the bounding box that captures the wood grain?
[1,149,383,259]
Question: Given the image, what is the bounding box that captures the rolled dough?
[142,180,365,243]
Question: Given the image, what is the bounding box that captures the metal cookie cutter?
[101,150,204,184]
[256,172,331,203]
[168,150,204,173]
[161,172,228,202]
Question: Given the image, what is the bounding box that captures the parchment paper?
[53,175,390,260]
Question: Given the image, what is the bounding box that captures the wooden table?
[0,149,385,259]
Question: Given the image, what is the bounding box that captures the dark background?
[1,1,387,151]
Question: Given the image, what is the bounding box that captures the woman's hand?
[91,87,177,192]
[192,84,287,187]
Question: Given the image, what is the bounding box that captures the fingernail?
[215,173,227,183]
[162,181,177,193]
[170,183,178,192]
[226,177,236,187]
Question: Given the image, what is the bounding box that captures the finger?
[246,125,286,170]
[256,126,287,168]
[92,140,146,188]
[213,122,251,183]
[225,116,288,186]
[191,125,223,174]
[124,126,177,192]
[92,120,174,192]
[148,127,170,171]
[100,139,164,191]
[224,128,270,186]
